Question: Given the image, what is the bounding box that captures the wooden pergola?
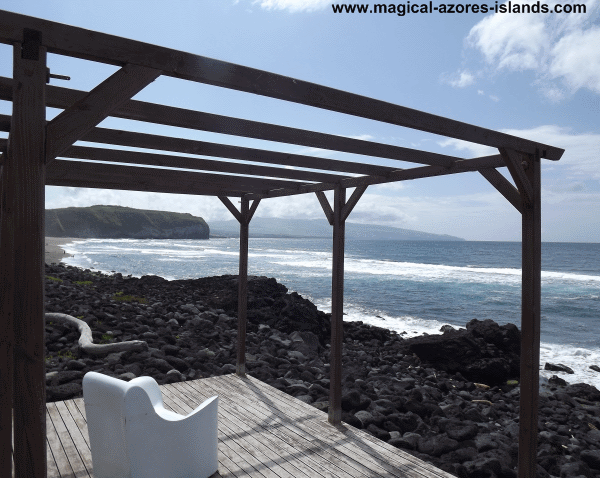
[0,10,563,478]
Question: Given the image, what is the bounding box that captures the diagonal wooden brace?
[341,185,367,222]
[247,198,261,224]
[219,195,260,225]
[499,147,533,207]
[218,196,243,223]
[479,168,522,213]
[45,64,161,164]
[315,191,334,225]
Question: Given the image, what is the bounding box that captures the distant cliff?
[45,205,209,239]
[210,218,465,241]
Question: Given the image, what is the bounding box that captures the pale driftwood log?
[45,313,148,356]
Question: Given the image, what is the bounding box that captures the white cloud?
[449,70,476,88]
[439,124,600,182]
[437,138,496,158]
[477,90,485,95]
[549,26,600,94]
[347,134,375,141]
[468,5,548,71]
[489,95,500,102]
[466,0,600,98]
[252,0,330,12]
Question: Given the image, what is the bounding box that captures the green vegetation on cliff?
[45,205,209,239]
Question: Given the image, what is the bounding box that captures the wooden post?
[518,152,541,478]
[329,186,346,425]
[0,146,14,476]
[237,197,249,376]
[4,31,47,478]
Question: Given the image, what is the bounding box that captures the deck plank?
[186,378,371,478]
[169,381,327,478]
[63,399,90,451]
[55,400,94,476]
[161,382,271,478]
[46,403,78,478]
[198,375,399,478]
[240,374,455,478]
[29,374,452,478]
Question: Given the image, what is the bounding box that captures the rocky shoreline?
[43,263,600,478]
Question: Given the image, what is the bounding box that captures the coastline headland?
[43,261,600,477]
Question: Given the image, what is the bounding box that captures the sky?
[0,0,599,242]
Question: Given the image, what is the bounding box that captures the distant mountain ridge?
[210,218,464,241]
[45,205,210,239]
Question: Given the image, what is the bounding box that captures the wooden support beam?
[44,157,300,193]
[237,197,250,377]
[0,148,12,478]
[329,186,346,425]
[315,191,334,226]
[218,196,243,223]
[0,112,395,177]
[78,125,394,176]
[246,154,505,200]
[47,174,244,197]
[56,143,346,184]
[479,168,523,213]
[341,186,368,222]
[0,80,466,169]
[0,10,564,160]
[2,33,47,478]
[499,147,533,207]
[518,153,541,478]
[45,64,160,163]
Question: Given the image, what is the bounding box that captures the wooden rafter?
[59,145,348,184]
[0,10,564,160]
[47,175,244,197]
[0,79,464,169]
[0,78,461,168]
[246,154,504,199]
[45,64,161,164]
[0,112,395,177]
[47,160,273,195]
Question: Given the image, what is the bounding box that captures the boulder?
[545,363,575,374]
[400,319,520,385]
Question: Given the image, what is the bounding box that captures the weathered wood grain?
[42,374,454,478]
[8,36,47,478]
[0,11,564,160]
[45,64,160,164]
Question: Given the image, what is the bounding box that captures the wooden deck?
[15,373,454,477]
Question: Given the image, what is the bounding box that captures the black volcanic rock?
[43,263,600,478]
[399,319,520,386]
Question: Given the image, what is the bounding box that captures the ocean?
[61,238,600,389]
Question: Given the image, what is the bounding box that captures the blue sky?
[1,0,599,241]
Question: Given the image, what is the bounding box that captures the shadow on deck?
[21,373,455,477]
